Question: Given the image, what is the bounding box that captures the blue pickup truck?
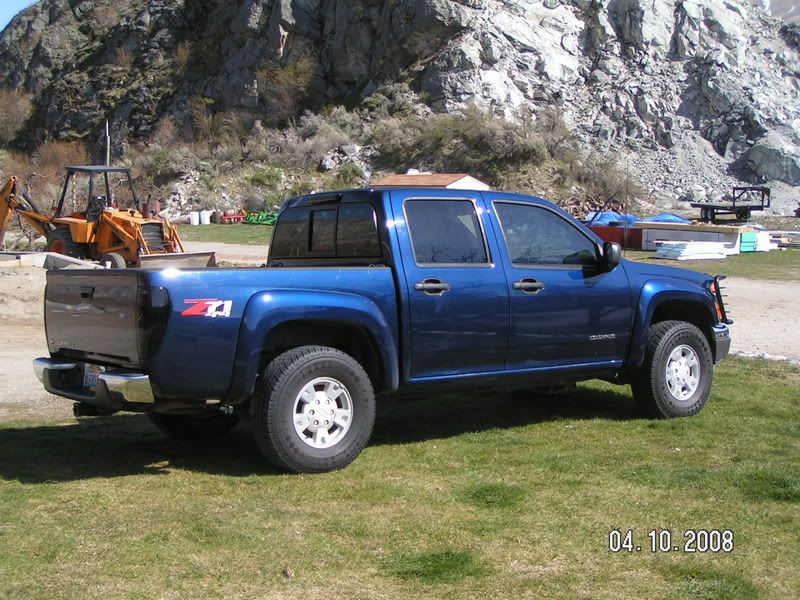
[34,188,732,472]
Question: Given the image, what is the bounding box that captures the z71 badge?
[181,298,233,318]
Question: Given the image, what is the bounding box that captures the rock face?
[1,0,799,212]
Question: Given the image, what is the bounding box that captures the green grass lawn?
[177,224,273,246]
[624,248,800,281]
[0,356,798,599]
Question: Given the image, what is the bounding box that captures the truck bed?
[45,266,399,400]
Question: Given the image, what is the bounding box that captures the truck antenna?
[105,120,111,166]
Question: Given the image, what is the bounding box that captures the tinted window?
[495,202,598,266]
[270,207,309,258]
[405,200,488,264]
[337,204,381,257]
[310,208,336,254]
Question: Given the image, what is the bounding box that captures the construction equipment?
[0,166,215,268]
[691,186,770,223]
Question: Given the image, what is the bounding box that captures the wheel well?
[651,300,713,347]
[260,320,383,389]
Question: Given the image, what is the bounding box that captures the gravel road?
[1,259,797,421]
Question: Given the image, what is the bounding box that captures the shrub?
[0,89,33,146]
[256,54,316,126]
[212,111,245,145]
[336,162,364,186]
[175,41,191,74]
[33,141,89,175]
[371,107,548,180]
[190,96,214,141]
[115,48,135,69]
[149,116,180,147]
[248,167,282,188]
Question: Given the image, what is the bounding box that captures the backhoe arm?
[0,177,51,246]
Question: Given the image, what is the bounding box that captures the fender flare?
[224,290,399,403]
[628,281,717,368]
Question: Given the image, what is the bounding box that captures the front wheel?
[631,320,713,418]
[251,346,375,473]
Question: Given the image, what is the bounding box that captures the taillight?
[137,286,171,361]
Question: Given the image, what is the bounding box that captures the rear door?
[389,190,509,379]
[488,198,632,369]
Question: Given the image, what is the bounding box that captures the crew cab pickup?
[34,188,732,472]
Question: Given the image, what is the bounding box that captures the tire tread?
[252,345,375,473]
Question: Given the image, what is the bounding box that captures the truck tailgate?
[45,270,144,368]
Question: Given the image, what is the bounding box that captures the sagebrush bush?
[371,106,549,180]
[33,141,89,175]
[115,48,135,69]
[0,89,32,146]
[257,54,315,126]
[336,162,364,186]
[150,116,180,147]
[248,167,282,188]
[175,42,191,74]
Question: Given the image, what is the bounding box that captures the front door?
[489,199,633,369]
[389,190,509,379]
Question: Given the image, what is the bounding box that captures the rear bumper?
[33,358,154,406]
[712,324,731,363]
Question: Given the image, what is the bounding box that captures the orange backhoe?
[0,166,214,268]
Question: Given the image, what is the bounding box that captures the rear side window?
[405,199,488,264]
[337,204,381,257]
[270,207,309,258]
[494,202,598,266]
[270,203,381,259]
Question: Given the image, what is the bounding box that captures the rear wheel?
[631,320,713,418]
[251,345,375,473]
[100,252,127,268]
[46,227,85,258]
[148,411,239,439]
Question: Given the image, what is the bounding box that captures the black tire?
[46,226,85,258]
[707,208,716,222]
[251,345,375,473]
[631,320,713,418]
[700,207,709,222]
[735,208,750,222]
[100,252,127,268]
[148,411,239,439]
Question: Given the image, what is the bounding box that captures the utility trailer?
[691,186,770,223]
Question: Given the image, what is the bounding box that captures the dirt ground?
[1,250,798,421]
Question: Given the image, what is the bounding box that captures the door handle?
[414,278,450,296]
[80,286,95,300]
[512,278,544,294]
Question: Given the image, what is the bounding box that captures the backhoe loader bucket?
[137,251,216,269]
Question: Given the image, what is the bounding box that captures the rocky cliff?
[1,0,799,213]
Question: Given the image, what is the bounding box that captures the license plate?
[83,364,104,390]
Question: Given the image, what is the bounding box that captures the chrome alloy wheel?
[292,377,353,449]
[665,344,701,402]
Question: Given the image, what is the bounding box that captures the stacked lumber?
[756,231,779,252]
[654,241,729,260]
[770,231,800,248]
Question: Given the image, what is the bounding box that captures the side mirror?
[603,242,622,269]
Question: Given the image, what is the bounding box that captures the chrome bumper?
[99,372,154,404]
[33,357,154,405]
[712,324,731,363]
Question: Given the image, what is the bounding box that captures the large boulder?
[742,131,800,186]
